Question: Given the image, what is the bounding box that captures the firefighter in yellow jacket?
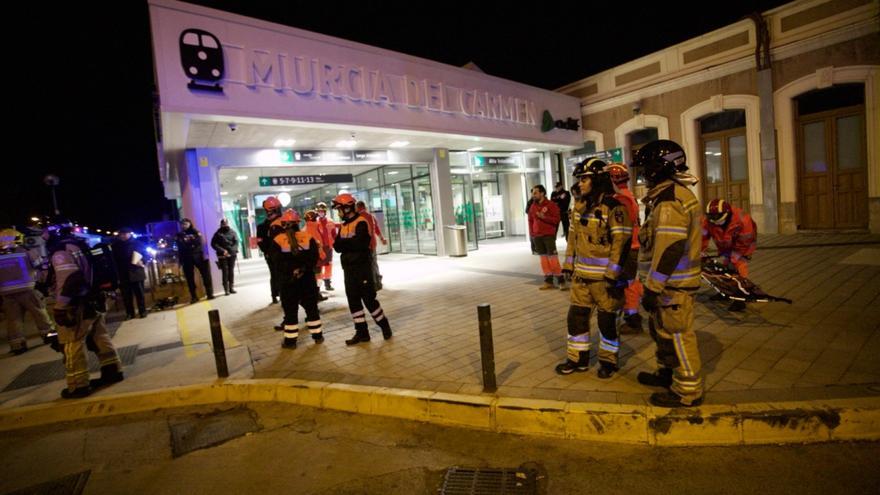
[271,209,323,349]
[633,140,704,408]
[558,158,634,379]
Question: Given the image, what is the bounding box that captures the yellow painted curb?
[0,380,878,446]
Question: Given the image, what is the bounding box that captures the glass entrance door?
[451,174,478,250]
[394,181,420,253]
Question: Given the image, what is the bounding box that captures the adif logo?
[180,29,224,93]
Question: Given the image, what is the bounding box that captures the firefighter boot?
[378,319,392,340]
[597,361,619,379]
[557,275,568,291]
[61,386,93,399]
[324,279,335,291]
[555,351,590,375]
[345,324,371,346]
[637,368,673,388]
[650,390,703,408]
[90,365,124,389]
[619,313,643,334]
[539,276,555,290]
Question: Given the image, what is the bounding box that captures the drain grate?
[440,467,538,495]
[7,470,90,495]
[169,408,260,458]
[2,345,138,393]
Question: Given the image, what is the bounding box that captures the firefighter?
[528,185,565,290]
[557,159,633,379]
[702,199,757,312]
[44,219,123,399]
[332,193,392,345]
[606,163,645,333]
[257,197,283,305]
[357,201,386,291]
[0,228,56,354]
[271,209,323,349]
[315,202,337,292]
[304,210,329,302]
[633,139,704,408]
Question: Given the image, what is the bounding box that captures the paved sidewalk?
[1,233,878,408]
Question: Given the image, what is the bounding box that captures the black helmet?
[633,140,687,186]
[573,158,607,178]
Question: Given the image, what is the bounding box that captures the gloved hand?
[562,268,573,282]
[605,277,624,299]
[642,289,660,313]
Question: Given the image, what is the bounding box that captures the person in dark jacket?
[257,197,283,304]
[551,182,572,240]
[111,228,148,319]
[332,193,391,346]
[211,219,239,296]
[176,218,214,304]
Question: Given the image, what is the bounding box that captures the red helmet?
[280,209,301,224]
[332,193,357,209]
[262,196,282,211]
[604,163,630,185]
[706,198,732,225]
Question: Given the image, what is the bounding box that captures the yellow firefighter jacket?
[638,179,702,293]
[563,192,633,282]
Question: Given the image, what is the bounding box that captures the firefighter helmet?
[706,198,732,226]
[280,209,301,224]
[604,163,630,185]
[573,158,607,178]
[632,139,687,186]
[331,193,357,209]
[262,196,282,213]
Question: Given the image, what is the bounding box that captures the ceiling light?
[713,152,722,156]
[336,140,357,148]
[274,139,296,147]
[467,147,483,152]
[389,141,409,148]
[235,175,249,181]
[522,148,537,152]
[278,192,291,206]
[387,171,399,175]
[221,191,229,196]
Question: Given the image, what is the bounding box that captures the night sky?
[5,0,789,232]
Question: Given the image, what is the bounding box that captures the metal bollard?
[477,304,497,392]
[208,309,229,378]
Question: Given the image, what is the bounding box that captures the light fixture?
[30,216,40,222]
[522,148,537,152]
[389,141,409,148]
[278,192,291,206]
[387,171,399,175]
[221,191,229,196]
[467,147,483,152]
[336,139,357,148]
[235,175,249,181]
[96,229,102,233]
[367,178,373,181]
[274,139,296,147]
[713,152,722,156]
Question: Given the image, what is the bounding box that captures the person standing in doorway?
[315,202,337,292]
[176,218,214,304]
[111,228,148,319]
[211,219,239,296]
[551,182,572,241]
[527,185,565,290]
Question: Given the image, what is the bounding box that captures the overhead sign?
[279,150,389,163]
[259,174,354,187]
[565,147,624,167]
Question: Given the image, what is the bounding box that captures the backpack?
[87,242,119,292]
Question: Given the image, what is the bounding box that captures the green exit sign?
[279,150,294,163]
[259,177,272,187]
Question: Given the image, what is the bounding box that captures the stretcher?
[701,257,793,304]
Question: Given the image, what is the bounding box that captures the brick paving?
[203,233,880,404]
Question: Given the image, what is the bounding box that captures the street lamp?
[43,174,61,215]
